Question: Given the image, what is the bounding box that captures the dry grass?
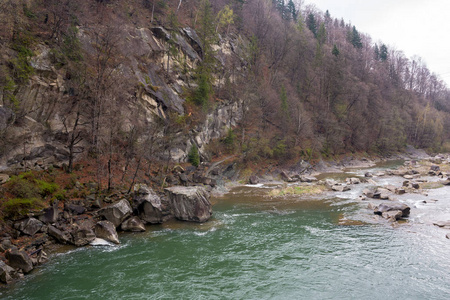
[268,184,327,197]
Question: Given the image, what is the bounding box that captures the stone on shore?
[5,248,34,273]
[121,216,146,232]
[38,202,60,224]
[133,184,164,224]
[374,203,410,218]
[165,186,212,222]
[98,199,133,228]
[48,225,72,244]
[14,218,44,236]
[95,221,120,244]
[248,175,260,185]
[0,261,15,284]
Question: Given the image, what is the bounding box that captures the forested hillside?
[0,0,449,176]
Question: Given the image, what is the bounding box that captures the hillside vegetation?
[0,0,449,184]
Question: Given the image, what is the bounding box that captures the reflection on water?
[2,160,450,299]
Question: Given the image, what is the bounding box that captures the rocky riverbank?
[1,149,449,285]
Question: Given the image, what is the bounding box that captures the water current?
[2,161,450,299]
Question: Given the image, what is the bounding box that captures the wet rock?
[447,233,450,240]
[98,199,133,228]
[71,226,96,247]
[249,175,260,185]
[0,261,15,284]
[121,216,146,232]
[331,185,351,192]
[375,172,386,177]
[433,221,450,228]
[300,175,318,183]
[364,172,373,177]
[165,186,212,222]
[90,238,114,247]
[133,184,164,224]
[48,225,71,244]
[374,203,410,218]
[403,175,414,180]
[346,177,361,184]
[5,248,34,273]
[395,188,406,195]
[95,221,120,244]
[381,210,403,221]
[14,218,43,236]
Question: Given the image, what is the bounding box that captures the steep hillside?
[0,0,449,181]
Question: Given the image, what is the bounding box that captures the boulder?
[121,217,146,232]
[48,225,71,244]
[165,186,212,222]
[300,175,318,183]
[38,202,60,223]
[14,218,43,236]
[0,261,15,284]
[95,221,120,244]
[98,199,133,228]
[280,171,294,182]
[71,227,96,247]
[0,173,10,184]
[364,172,373,177]
[346,177,361,184]
[249,175,260,185]
[331,185,351,192]
[65,203,86,215]
[381,210,403,221]
[5,248,33,273]
[374,203,410,218]
[133,184,164,224]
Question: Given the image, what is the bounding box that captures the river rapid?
[2,161,450,299]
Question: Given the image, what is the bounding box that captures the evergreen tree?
[287,0,297,21]
[317,23,327,45]
[188,144,200,167]
[332,44,340,57]
[350,26,362,49]
[307,13,317,37]
[374,44,380,60]
[380,44,388,61]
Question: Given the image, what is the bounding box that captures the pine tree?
[307,13,317,37]
[380,44,388,61]
[188,144,200,167]
[350,26,362,49]
[317,23,326,45]
[374,44,380,60]
[287,0,297,21]
[332,44,340,57]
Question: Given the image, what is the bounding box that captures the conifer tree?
[374,44,380,60]
[380,44,388,61]
[332,44,340,57]
[307,13,317,37]
[350,26,362,49]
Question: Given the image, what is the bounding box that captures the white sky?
[304,0,450,87]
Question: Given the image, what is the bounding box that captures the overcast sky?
[303,0,450,87]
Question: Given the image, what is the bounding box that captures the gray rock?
[381,210,403,221]
[165,186,212,222]
[95,221,120,244]
[280,171,294,182]
[38,202,60,223]
[71,227,96,247]
[249,175,260,185]
[300,175,318,183]
[0,261,15,284]
[5,248,33,273]
[331,185,351,192]
[48,225,71,244]
[364,172,373,177]
[98,199,133,228]
[433,221,450,228]
[121,217,146,232]
[65,203,85,215]
[446,233,450,239]
[346,177,361,184]
[0,173,10,184]
[133,184,164,224]
[0,239,13,252]
[374,203,410,218]
[14,218,44,236]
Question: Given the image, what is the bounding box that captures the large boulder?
[374,203,410,218]
[133,184,164,224]
[48,225,71,244]
[94,221,120,244]
[121,217,146,232]
[0,261,15,284]
[165,186,212,222]
[38,202,60,224]
[98,199,133,227]
[14,218,43,236]
[5,248,34,273]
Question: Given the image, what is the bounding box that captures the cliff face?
[0,16,246,171]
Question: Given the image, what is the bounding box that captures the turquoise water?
[2,170,450,299]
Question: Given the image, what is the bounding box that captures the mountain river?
[1,161,450,299]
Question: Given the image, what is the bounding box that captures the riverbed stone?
[98,199,133,228]
[249,175,260,184]
[71,226,96,246]
[94,221,120,244]
[433,221,450,228]
[374,203,410,218]
[381,210,403,221]
[5,248,34,273]
[165,186,212,222]
[133,184,164,224]
[331,185,351,192]
[346,177,361,184]
[121,216,146,232]
[0,261,15,284]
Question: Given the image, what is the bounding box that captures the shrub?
[2,198,43,218]
[188,144,200,167]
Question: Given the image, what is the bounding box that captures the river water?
[2,161,450,299]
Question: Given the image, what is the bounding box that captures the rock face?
[165,186,212,222]
[133,184,164,224]
[374,203,410,218]
[5,248,34,273]
[98,199,133,227]
[94,221,120,244]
